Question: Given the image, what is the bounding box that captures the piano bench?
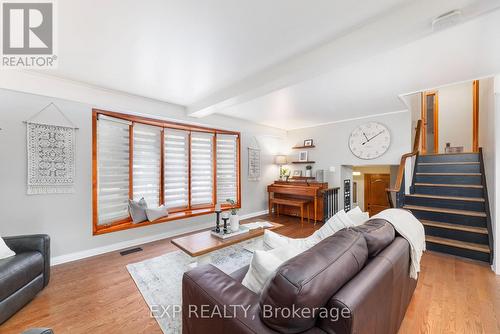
[269,198,311,226]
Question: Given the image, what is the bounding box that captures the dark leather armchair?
[0,234,50,324]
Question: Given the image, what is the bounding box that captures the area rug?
[126,237,263,334]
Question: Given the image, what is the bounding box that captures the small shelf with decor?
[292,145,316,149]
[291,161,315,164]
[293,138,314,149]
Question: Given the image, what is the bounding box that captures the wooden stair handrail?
[386,120,422,206]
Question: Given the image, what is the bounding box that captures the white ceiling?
[49,0,409,105]
[38,0,500,130]
[219,7,500,129]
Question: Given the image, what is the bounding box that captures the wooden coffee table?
[172,221,283,258]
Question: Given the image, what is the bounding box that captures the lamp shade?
[274,155,287,165]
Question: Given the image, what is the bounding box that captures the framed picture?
[304,139,313,147]
[292,170,302,177]
[298,151,308,162]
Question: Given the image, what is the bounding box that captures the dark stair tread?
[418,162,480,165]
[415,152,490,260]
[426,236,490,253]
[415,173,481,176]
[414,183,483,189]
[403,205,487,217]
[406,194,485,202]
[421,220,488,234]
[421,152,478,156]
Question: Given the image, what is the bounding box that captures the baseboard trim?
[240,209,268,220]
[51,209,269,266]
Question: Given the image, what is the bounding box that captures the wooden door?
[364,174,390,216]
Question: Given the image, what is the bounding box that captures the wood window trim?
[92,109,241,236]
[160,128,165,206]
[213,133,217,206]
[129,123,134,200]
[92,114,98,235]
[187,131,192,209]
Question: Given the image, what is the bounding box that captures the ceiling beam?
[187,0,500,118]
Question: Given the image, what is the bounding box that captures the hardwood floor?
[1,214,499,333]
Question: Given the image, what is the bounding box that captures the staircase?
[403,152,493,263]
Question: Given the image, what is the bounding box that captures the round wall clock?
[349,122,391,160]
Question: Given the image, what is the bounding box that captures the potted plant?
[280,167,290,181]
[226,199,240,232]
[305,165,312,177]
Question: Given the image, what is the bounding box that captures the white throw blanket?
[371,208,426,279]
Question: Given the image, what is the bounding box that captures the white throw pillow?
[145,205,169,222]
[263,230,315,251]
[263,230,290,250]
[308,209,356,242]
[242,245,303,294]
[347,206,370,226]
[0,236,15,260]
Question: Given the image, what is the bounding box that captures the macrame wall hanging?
[25,103,78,195]
[248,136,261,181]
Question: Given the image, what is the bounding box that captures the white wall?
[352,175,363,209]
[390,164,399,205]
[404,92,421,147]
[0,74,286,264]
[479,78,495,271]
[438,82,473,152]
[492,75,500,274]
[286,111,412,190]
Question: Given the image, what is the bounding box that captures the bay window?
[132,124,162,205]
[216,134,238,203]
[164,129,189,209]
[190,132,214,207]
[92,110,241,235]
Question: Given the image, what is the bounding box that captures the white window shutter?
[133,124,161,206]
[164,129,189,209]
[191,132,214,206]
[97,116,131,225]
[216,134,238,204]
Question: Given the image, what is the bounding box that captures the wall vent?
[120,247,143,256]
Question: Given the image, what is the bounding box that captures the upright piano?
[267,180,328,222]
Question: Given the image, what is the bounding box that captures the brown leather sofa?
[183,219,417,334]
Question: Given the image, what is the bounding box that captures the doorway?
[421,91,439,154]
[419,80,481,154]
[364,173,390,216]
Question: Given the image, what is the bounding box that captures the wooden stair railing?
[386,120,422,208]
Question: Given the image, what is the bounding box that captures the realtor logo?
[1,0,57,68]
